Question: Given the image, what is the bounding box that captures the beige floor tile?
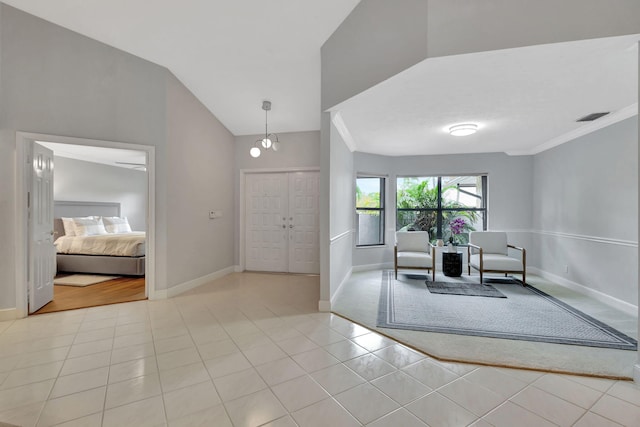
[159,361,210,392]
[224,389,287,427]
[260,415,298,427]
[163,380,221,420]
[102,395,165,427]
[242,342,287,366]
[591,394,640,426]
[351,333,395,352]
[1,361,63,390]
[254,357,306,386]
[367,408,428,427]
[406,392,478,427]
[52,412,103,426]
[291,397,360,427]
[196,339,239,360]
[573,411,624,427]
[67,338,112,359]
[59,351,111,377]
[310,363,365,395]
[373,344,425,368]
[305,328,345,347]
[606,380,640,407]
[335,382,399,424]
[112,332,153,350]
[322,340,368,362]
[156,347,202,371]
[153,334,194,354]
[0,401,45,427]
[232,331,272,350]
[213,368,267,402]
[73,327,115,344]
[109,356,158,384]
[511,385,586,426]
[50,367,109,399]
[204,352,252,379]
[14,347,70,370]
[439,378,505,417]
[483,401,556,427]
[344,353,396,381]
[463,366,528,398]
[0,380,54,413]
[533,374,604,409]
[291,348,340,373]
[168,404,232,427]
[110,342,156,365]
[271,375,329,412]
[371,370,431,405]
[37,386,106,427]
[105,373,162,409]
[401,358,459,389]
[276,336,319,356]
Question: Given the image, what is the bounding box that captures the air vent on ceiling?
[576,112,610,122]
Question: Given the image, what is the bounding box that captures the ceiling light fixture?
[449,123,478,137]
[250,100,280,158]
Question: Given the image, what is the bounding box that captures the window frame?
[395,175,487,243]
[355,176,386,247]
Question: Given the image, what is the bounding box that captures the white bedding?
[55,232,146,257]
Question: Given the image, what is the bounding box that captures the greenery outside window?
[396,176,487,245]
[356,177,385,246]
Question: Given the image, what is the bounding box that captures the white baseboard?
[0,308,17,321]
[318,300,331,312]
[352,262,393,272]
[234,265,243,273]
[150,290,167,300]
[529,267,638,316]
[167,266,236,298]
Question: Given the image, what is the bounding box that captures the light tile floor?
[0,272,638,426]
[333,270,638,378]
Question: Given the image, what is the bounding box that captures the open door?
[28,142,55,313]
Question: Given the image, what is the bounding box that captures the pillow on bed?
[102,216,132,234]
[73,217,108,236]
[61,217,78,236]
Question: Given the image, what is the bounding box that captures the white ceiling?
[3,0,360,135]
[4,2,638,157]
[332,35,639,156]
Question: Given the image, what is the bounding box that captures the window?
[396,175,487,244]
[356,177,385,246]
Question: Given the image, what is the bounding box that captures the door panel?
[288,172,319,274]
[29,143,55,313]
[245,173,288,272]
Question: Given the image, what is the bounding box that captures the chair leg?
[522,270,526,286]
[479,270,483,284]
[432,267,435,282]
[395,268,398,280]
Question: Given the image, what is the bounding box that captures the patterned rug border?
[426,281,507,298]
[378,271,637,350]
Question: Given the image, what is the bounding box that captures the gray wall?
[234,130,320,266]
[328,119,355,304]
[53,156,147,231]
[166,73,235,287]
[533,116,638,305]
[0,4,236,310]
[352,152,534,268]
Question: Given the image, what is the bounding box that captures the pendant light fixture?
[250,100,280,158]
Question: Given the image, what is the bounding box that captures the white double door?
[245,171,319,274]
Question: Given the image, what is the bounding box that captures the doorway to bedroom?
[16,132,156,315]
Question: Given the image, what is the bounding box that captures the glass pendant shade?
[250,147,261,158]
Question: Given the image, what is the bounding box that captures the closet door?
[245,173,288,272]
[288,172,319,274]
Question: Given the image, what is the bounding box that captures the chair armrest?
[507,244,524,252]
[468,243,481,253]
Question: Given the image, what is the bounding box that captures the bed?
[54,201,146,276]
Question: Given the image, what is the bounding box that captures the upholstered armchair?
[394,231,436,281]
[468,231,526,285]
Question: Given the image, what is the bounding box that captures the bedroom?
[34,141,149,313]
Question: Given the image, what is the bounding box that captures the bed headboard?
[54,201,121,237]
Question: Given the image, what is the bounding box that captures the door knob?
[282,225,286,229]
[289,225,294,228]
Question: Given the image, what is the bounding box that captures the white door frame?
[15,132,157,318]
[239,167,320,272]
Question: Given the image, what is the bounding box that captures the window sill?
[356,244,387,249]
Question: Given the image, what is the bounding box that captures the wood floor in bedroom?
[33,276,146,314]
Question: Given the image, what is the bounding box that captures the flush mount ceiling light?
[449,123,478,137]
[250,100,280,158]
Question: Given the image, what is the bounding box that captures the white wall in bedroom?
[53,156,147,231]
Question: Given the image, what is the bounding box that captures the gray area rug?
[378,271,637,350]
[426,281,506,298]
